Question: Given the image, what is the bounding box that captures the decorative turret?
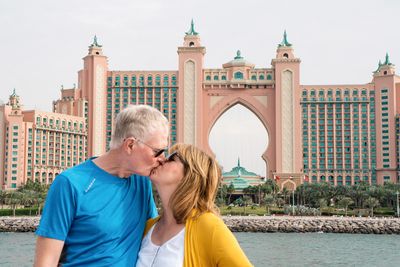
[384,52,392,66]
[8,89,21,110]
[185,19,198,36]
[278,30,292,47]
[90,35,102,48]
[274,30,297,60]
[373,60,382,73]
[235,50,243,60]
[373,52,395,76]
[181,20,203,48]
[88,35,103,56]
[222,50,255,69]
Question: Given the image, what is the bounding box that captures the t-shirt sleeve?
[146,181,158,219]
[212,220,253,267]
[35,174,76,241]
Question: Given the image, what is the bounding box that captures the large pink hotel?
[1,22,400,190]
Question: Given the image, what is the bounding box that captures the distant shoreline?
[1,216,400,234]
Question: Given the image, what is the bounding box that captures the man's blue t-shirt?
[36,158,158,266]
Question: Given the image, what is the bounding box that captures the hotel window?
[266,74,272,80]
[163,75,169,86]
[221,75,227,80]
[214,75,219,80]
[251,75,256,80]
[259,75,265,80]
[234,72,243,80]
[206,75,211,80]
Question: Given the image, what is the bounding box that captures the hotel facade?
[1,22,400,190]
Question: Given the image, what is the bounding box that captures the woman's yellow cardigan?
[143,211,253,267]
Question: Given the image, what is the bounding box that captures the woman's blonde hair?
[168,143,221,224]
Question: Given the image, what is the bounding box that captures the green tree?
[264,194,275,214]
[318,198,327,209]
[276,197,285,208]
[226,184,235,205]
[20,190,36,216]
[338,197,354,216]
[0,190,7,209]
[281,187,290,205]
[365,197,380,217]
[5,191,23,216]
[242,195,253,214]
[216,184,228,206]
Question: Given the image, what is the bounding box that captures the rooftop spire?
[384,52,392,65]
[237,157,241,168]
[90,35,102,47]
[278,30,292,47]
[234,50,243,60]
[185,19,199,36]
[373,60,382,73]
[11,88,17,97]
[9,88,21,109]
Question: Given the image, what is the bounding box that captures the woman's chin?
[149,168,158,179]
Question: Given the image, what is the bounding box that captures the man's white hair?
[109,105,169,149]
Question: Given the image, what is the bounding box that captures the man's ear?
[124,138,135,153]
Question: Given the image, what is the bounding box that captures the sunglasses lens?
[155,149,166,157]
[166,152,177,161]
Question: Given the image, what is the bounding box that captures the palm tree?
[217,184,228,206]
[276,197,285,208]
[34,191,47,216]
[242,195,253,214]
[264,194,275,214]
[365,197,380,217]
[281,187,290,205]
[5,191,23,216]
[338,197,354,216]
[0,190,7,209]
[226,184,235,205]
[20,190,36,216]
[318,198,327,209]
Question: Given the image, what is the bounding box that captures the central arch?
[200,91,276,179]
[209,104,269,176]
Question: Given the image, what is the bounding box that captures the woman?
[136,144,253,267]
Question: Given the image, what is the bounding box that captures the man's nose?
[156,154,166,164]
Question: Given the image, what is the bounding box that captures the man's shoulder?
[57,160,95,187]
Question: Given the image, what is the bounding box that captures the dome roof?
[223,50,255,68]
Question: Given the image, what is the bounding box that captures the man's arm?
[34,236,64,267]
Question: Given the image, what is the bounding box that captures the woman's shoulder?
[193,211,225,229]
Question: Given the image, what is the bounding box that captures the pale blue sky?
[1,0,399,176]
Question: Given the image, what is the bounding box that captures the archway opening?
[209,104,269,177]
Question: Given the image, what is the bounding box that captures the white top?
[136,223,185,267]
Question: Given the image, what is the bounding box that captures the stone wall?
[0,217,40,232]
[224,216,400,234]
[1,216,400,234]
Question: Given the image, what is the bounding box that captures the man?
[34,105,169,266]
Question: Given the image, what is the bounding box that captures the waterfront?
[1,232,399,266]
